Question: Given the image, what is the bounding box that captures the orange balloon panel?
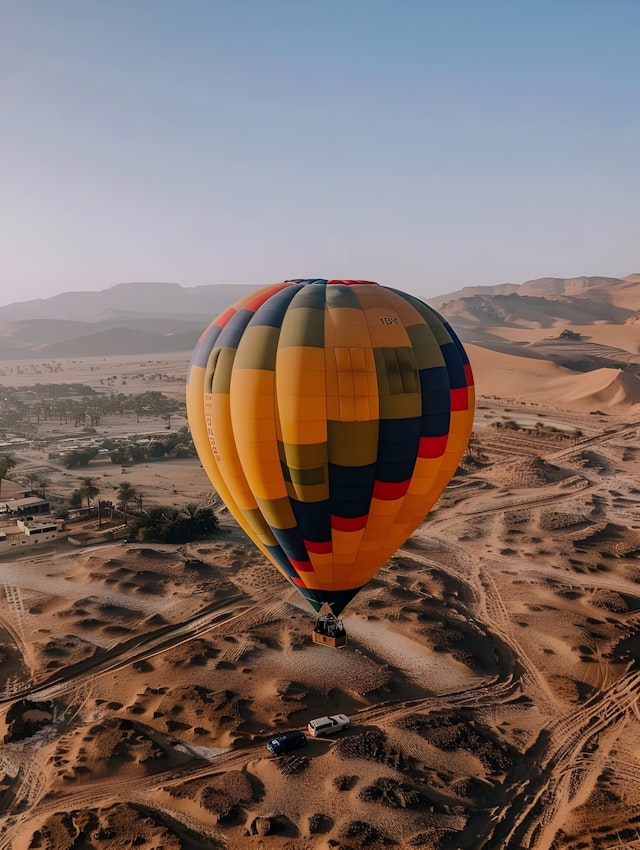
[186,279,474,615]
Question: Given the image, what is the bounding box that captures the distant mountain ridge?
[430,274,640,308]
[0,276,638,362]
[0,282,258,359]
[0,281,255,322]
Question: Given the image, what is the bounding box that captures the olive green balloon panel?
[186,279,474,616]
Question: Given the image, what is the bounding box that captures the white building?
[0,518,66,553]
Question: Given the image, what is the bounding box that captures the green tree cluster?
[128,503,218,543]
[61,448,99,468]
[0,383,183,436]
[108,427,195,466]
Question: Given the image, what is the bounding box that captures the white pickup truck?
[307,714,350,737]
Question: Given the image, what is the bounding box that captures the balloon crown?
[285,278,379,287]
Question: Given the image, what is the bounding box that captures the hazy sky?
[2,0,639,305]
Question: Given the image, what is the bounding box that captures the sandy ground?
[0,355,188,399]
[0,352,640,849]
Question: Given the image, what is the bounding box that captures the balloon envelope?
[186,279,474,616]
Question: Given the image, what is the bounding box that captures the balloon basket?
[312,614,347,648]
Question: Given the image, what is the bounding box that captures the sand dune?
[468,344,640,410]
[1,284,640,848]
[560,367,640,408]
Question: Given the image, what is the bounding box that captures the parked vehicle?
[307,714,350,737]
[266,730,307,755]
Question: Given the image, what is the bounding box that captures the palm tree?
[37,477,50,499]
[159,506,182,542]
[24,471,39,494]
[181,503,218,538]
[79,477,100,521]
[117,481,138,525]
[0,454,16,499]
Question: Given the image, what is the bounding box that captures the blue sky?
[2,0,638,304]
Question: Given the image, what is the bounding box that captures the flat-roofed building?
[0,496,50,516]
[0,518,65,553]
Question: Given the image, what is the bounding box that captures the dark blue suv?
[266,730,307,755]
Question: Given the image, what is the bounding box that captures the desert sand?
[1,345,640,850]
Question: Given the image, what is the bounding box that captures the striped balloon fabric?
[187,279,474,616]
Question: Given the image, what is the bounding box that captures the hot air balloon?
[186,279,474,645]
